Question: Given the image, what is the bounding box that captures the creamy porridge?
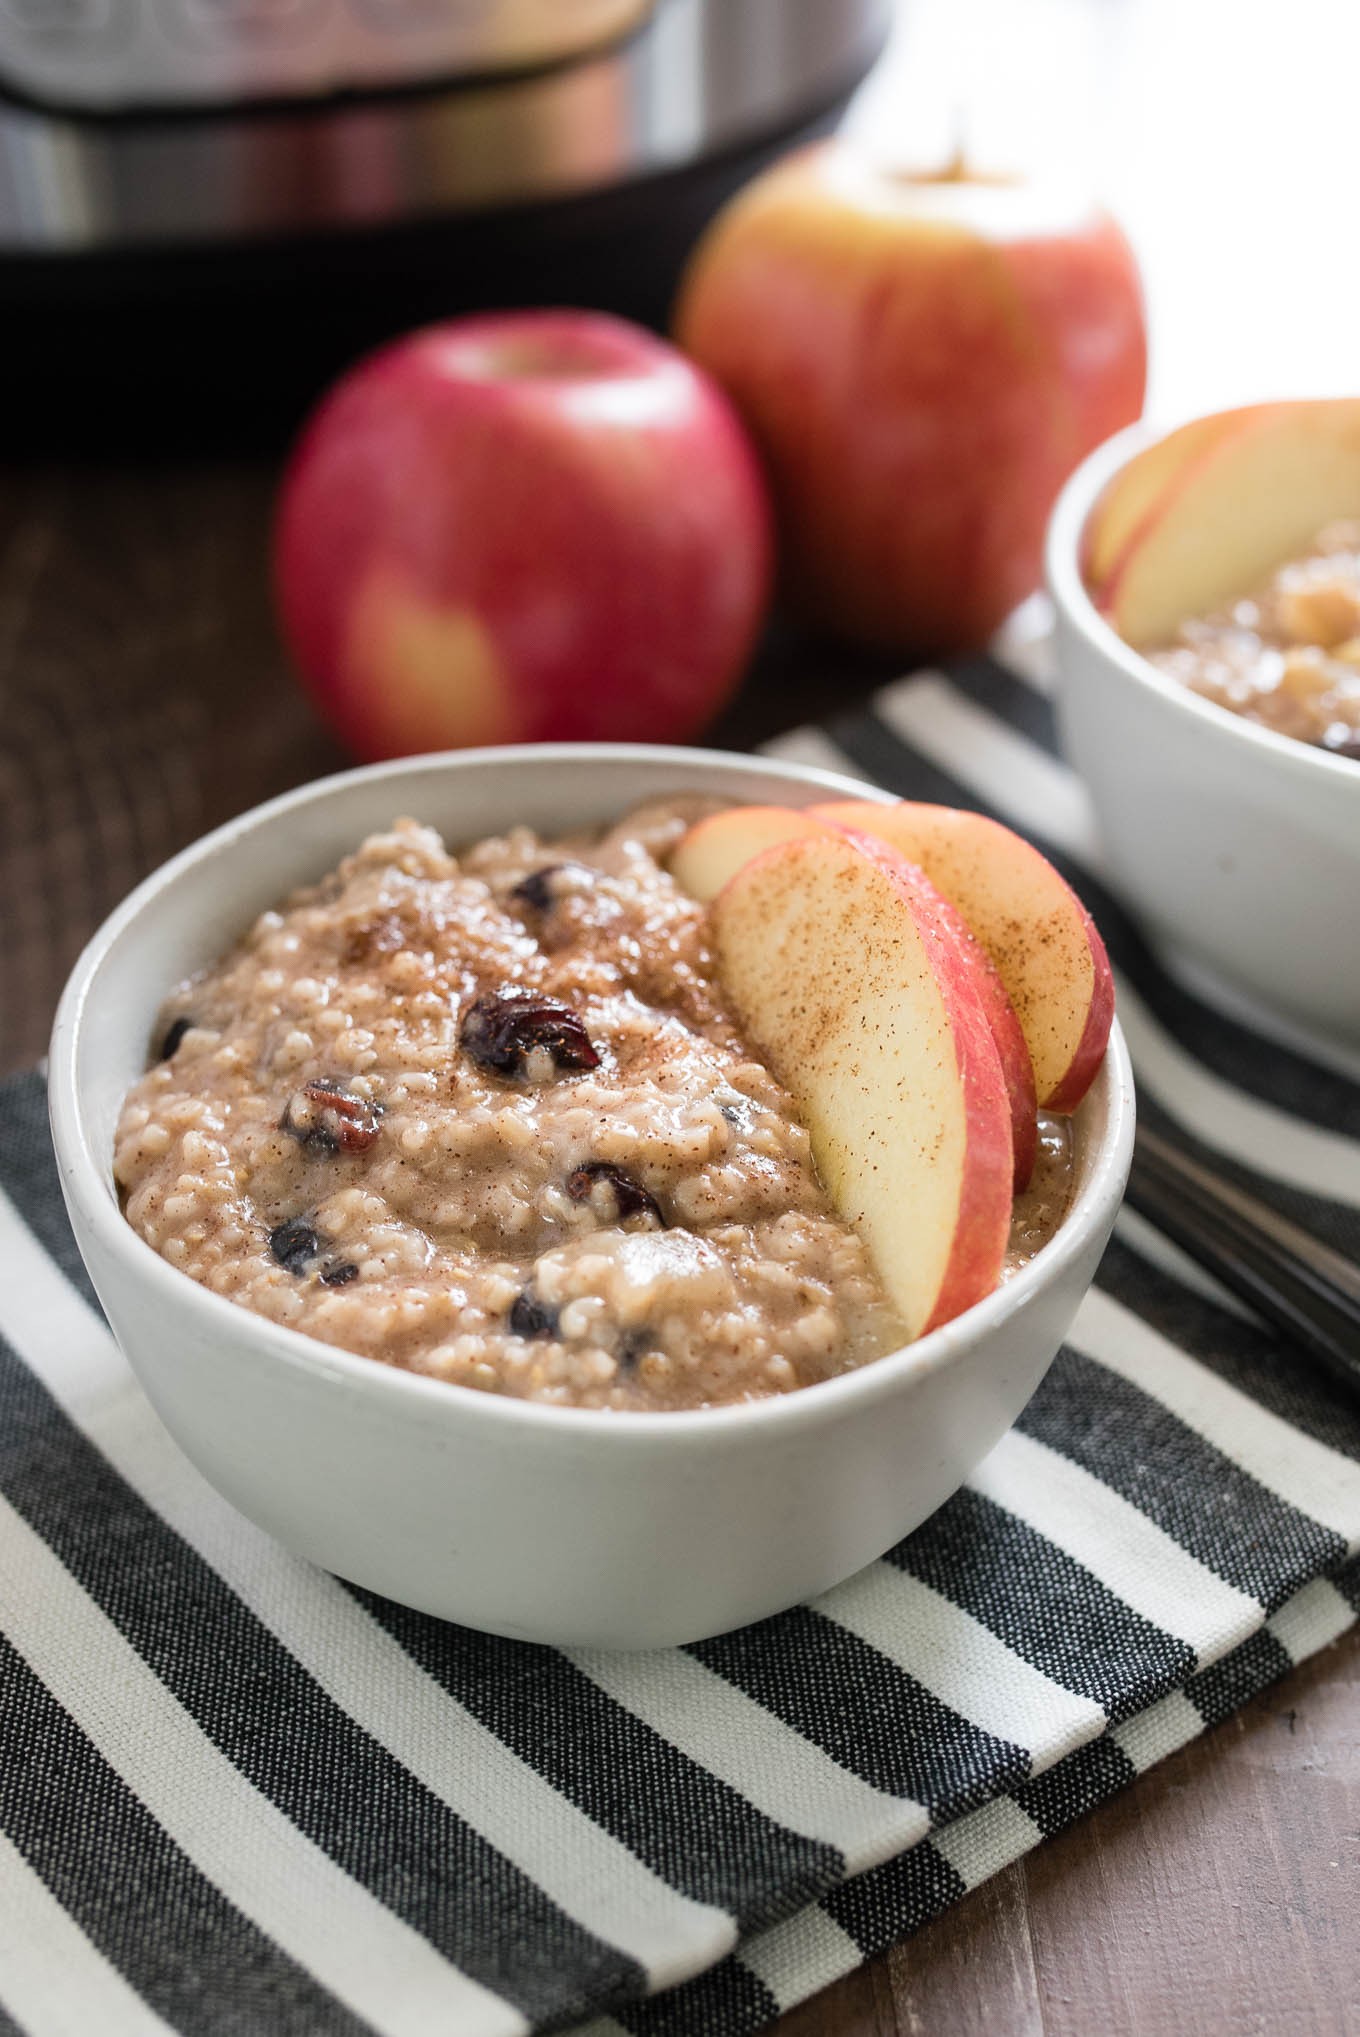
[115,800,1074,1412]
[1147,521,1360,757]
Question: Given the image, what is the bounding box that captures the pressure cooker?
[1,0,891,447]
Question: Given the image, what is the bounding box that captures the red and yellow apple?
[671,802,1038,1188]
[710,828,1014,1339]
[673,140,1147,653]
[273,310,774,758]
[1082,398,1360,646]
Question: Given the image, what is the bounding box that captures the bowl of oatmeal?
[1048,413,1360,1048]
[49,744,1133,1647]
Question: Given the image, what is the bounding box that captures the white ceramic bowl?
[50,743,1134,1649]
[1048,424,1360,1047]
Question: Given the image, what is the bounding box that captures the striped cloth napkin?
[3,619,1359,2037]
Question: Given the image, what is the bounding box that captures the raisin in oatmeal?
[1147,521,1360,758]
[115,799,1074,1412]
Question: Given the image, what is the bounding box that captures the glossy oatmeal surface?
[115,799,1072,1412]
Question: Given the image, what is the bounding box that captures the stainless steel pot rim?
[0,0,890,252]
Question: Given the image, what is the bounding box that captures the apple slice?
[1081,407,1261,593]
[710,829,1013,1340]
[811,802,1113,1115]
[669,803,840,902]
[908,886,1038,1194]
[1091,399,1360,647]
[672,803,1038,1187]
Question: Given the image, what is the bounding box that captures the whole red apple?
[274,310,774,757]
[673,142,1147,653]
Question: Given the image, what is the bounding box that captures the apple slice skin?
[670,803,1038,1187]
[926,904,1038,1190]
[1041,953,1116,1114]
[710,829,1013,1342]
[811,801,1114,1115]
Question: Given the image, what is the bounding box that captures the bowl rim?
[1045,416,1360,789]
[49,740,1136,1452]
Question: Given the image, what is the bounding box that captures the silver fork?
[1123,1124,1360,1401]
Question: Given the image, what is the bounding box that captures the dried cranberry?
[510,865,563,914]
[268,1218,320,1274]
[280,1081,382,1155]
[510,860,592,916]
[617,1330,649,1373]
[567,1161,663,1227]
[460,990,600,1079]
[320,1261,359,1287]
[159,1016,193,1060]
[509,1289,559,1338]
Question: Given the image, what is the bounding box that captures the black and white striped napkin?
[3,618,1359,2037]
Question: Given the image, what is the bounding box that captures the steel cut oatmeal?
[1147,521,1360,758]
[115,799,1072,1412]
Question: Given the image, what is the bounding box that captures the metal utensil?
[1124,1124,1360,1401]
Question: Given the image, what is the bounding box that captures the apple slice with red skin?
[672,804,1037,1187]
[1080,407,1253,593]
[810,802,1113,1115]
[711,827,1013,1341]
[1087,398,1360,647]
[670,803,841,902]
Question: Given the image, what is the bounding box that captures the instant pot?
[1,0,890,447]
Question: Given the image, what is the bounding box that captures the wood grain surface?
[775,1637,1360,2037]
[0,460,892,1076]
[1,456,1356,2037]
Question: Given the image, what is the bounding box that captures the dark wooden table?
[2,457,1356,2037]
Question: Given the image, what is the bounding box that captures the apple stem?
[880,111,978,187]
[942,103,969,182]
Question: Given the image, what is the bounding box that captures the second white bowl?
[1048,423,1360,1047]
